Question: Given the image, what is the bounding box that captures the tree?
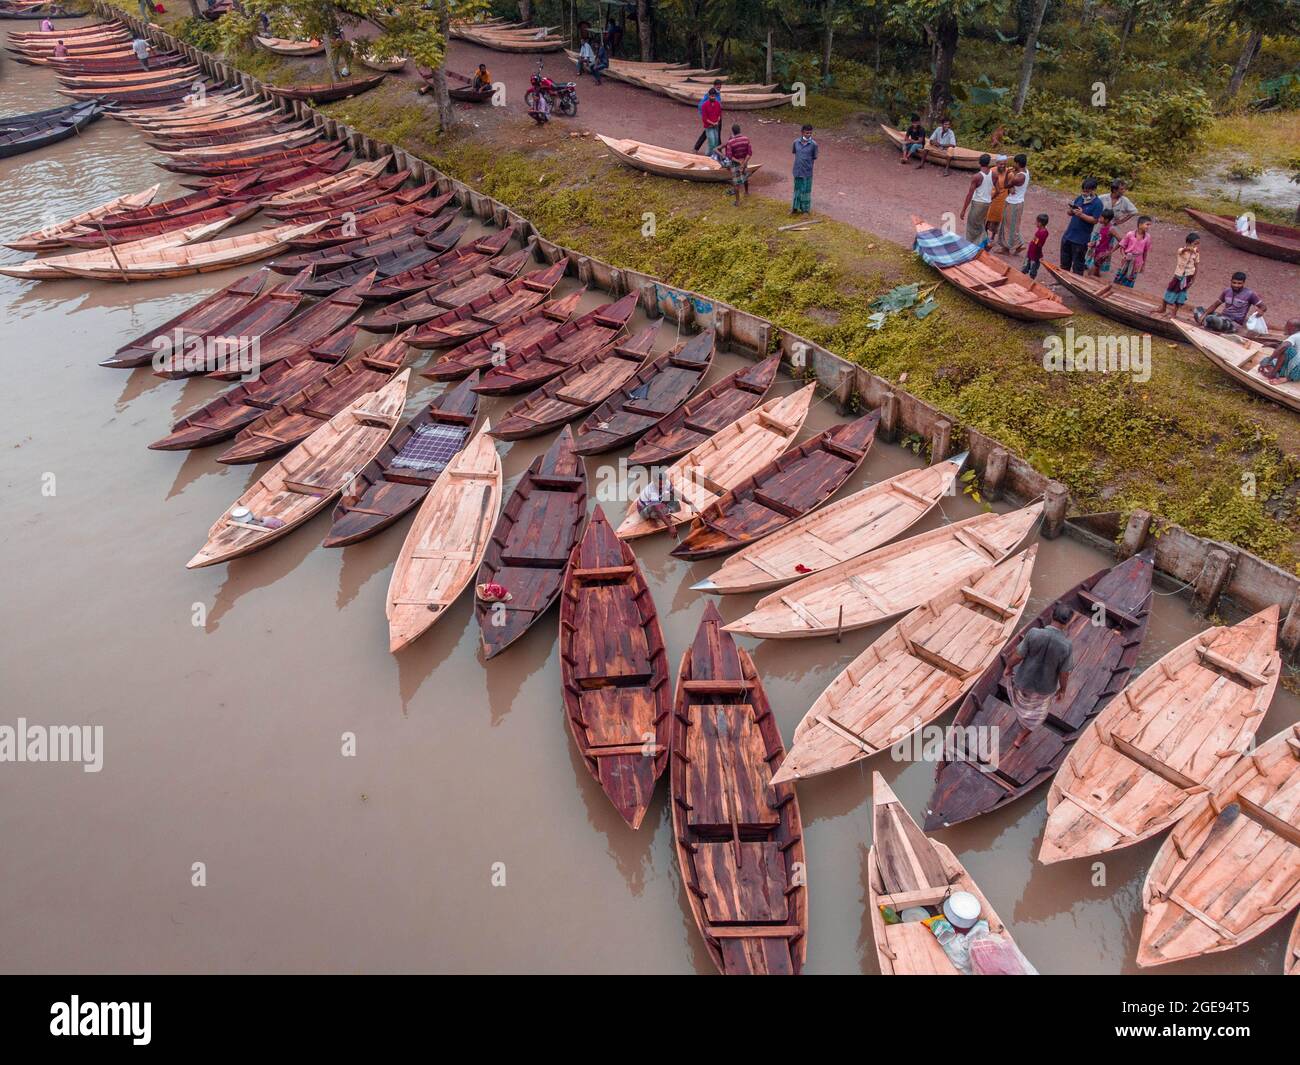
[1201,0,1300,101]
[635,0,654,61]
[1012,0,1048,113]
[886,0,1008,122]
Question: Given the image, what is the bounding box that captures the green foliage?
[175,17,223,51]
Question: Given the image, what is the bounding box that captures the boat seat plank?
[578,686,657,747]
[684,704,780,830]
[571,586,652,682]
[1077,588,1143,628]
[1198,648,1269,688]
[694,841,791,924]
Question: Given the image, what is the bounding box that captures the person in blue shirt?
[792,125,818,214]
[1060,177,1103,274]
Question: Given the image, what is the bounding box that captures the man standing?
[693,82,723,152]
[791,124,818,214]
[959,154,994,244]
[720,123,753,203]
[1003,604,1074,744]
[1098,179,1137,227]
[132,35,151,72]
[1196,271,1267,334]
[997,154,1029,253]
[1060,177,1103,273]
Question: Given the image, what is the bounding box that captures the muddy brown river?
[1,42,1295,975]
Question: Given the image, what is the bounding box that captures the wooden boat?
[386,423,502,653]
[557,505,669,825]
[1184,207,1300,265]
[58,66,202,89]
[423,290,586,381]
[616,384,816,540]
[446,70,493,103]
[1287,912,1300,975]
[453,25,563,53]
[278,188,449,246]
[61,220,325,281]
[270,199,452,270]
[4,183,158,251]
[256,36,324,56]
[879,124,983,170]
[659,83,795,110]
[359,52,408,73]
[270,74,386,103]
[1040,605,1280,864]
[150,328,361,449]
[868,773,1030,975]
[259,156,393,208]
[627,355,780,467]
[476,427,588,658]
[186,372,409,569]
[0,100,100,157]
[264,170,417,220]
[475,291,640,396]
[573,331,716,456]
[1172,320,1300,414]
[323,374,480,547]
[672,413,879,560]
[296,224,467,297]
[60,201,261,248]
[670,603,808,973]
[694,455,964,595]
[912,217,1071,321]
[724,502,1043,639]
[491,326,659,440]
[406,262,567,348]
[0,218,238,281]
[143,119,309,152]
[1043,261,1281,344]
[595,134,763,183]
[157,140,345,176]
[356,226,517,301]
[774,548,1037,786]
[1137,724,1300,967]
[360,249,532,330]
[94,179,259,228]
[149,269,316,378]
[214,333,415,464]
[924,552,1154,829]
[155,126,321,160]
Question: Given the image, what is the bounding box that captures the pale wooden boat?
[1172,320,1300,414]
[260,156,392,207]
[879,124,984,170]
[724,502,1043,640]
[5,183,158,250]
[1287,912,1300,975]
[868,773,1030,975]
[1137,724,1300,967]
[614,384,815,540]
[773,547,1036,786]
[693,454,965,594]
[359,52,407,72]
[256,35,324,56]
[61,220,326,281]
[156,126,321,159]
[659,83,795,109]
[386,423,502,653]
[186,372,409,569]
[0,217,236,279]
[1041,606,1281,865]
[596,134,762,183]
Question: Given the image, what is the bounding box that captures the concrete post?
[1280,595,1300,659]
[1191,548,1235,617]
[930,419,952,463]
[983,447,1008,502]
[834,368,855,414]
[879,391,899,442]
[1119,510,1153,560]
[1042,481,1069,539]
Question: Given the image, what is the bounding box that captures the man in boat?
[791,124,818,214]
[717,123,753,203]
[471,63,492,91]
[1003,603,1074,745]
[1258,318,1300,382]
[1059,177,1103,274]
[636,471,683,537]
[1194,271,1268,335]
[40,15,52,30]
[131,35,151,71]
[958,154,994,244]
[924,116,958,174]
[1098,179,1137,228]
[899,114,927,165]
[52,38,66,58]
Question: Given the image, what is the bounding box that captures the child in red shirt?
[1023,213,1049,279]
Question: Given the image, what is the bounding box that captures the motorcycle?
[525,69,578,121]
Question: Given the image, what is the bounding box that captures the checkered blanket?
[913,224,982,268]
[390,423,468,472]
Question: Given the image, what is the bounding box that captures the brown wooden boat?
[186,372,409,569]
[446,69,493,102]
[626,355,780,467]
[1137,724,1300,967]
[265,172,421,221]
[476,427,588,658]
[693,455,964,595]
[358,249,534,330]
[215,333,416,465]
[271,74,386,103]
[596,134,764,182]
[923,552,1154,830]
[725,502,1042,639]
[406,262,567,348]
[5,183,159,251]
[150,269,316,378]
[296,222,467,297]
[490,326,659,440]
[95,178,260,228]
[671,602,808,973]
[280,190,451,250]
[1172,320,1300,414]
[573,331,716,455]
[616,384,816,540]
[774,548,1037,786]
[558,505,670,828]
[356,226,517,300]
[868,773,1031,975]
[423,290,586,381]
[1184,207,1300,265]
[259,156,393,207]
[158,140,346,176]
[671,412,879,560]
[323,374,481,548]
[912,216,1071,321]
[879,123,985,170]
[386,423,502,653]
[60,201,261,248]
[1040,605,1280,865]
[143,120,308,152]
[155,127,322,161]
[474,291,640,396]
[0,218,238,281]
[269,200,454,271]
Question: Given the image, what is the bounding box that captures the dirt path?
[441,39,1298,325]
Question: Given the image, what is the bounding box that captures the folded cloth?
[390,423,468,472]
[476,582,512,603]
[913,225,984,269]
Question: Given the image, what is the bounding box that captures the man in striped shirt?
[719,124,753,202]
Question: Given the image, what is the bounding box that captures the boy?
[1060,177,1103,274]
[719,123,753,203]
[791,125,817,214]
[900,114,927,165]
[1022,213,1049,279]
[1196,271,1267,334]
[1106,215,1152,290]
[925,117,958,174]
[1258,318,1300,381]
[1161,233,1201,318]
[959,154,994,244]
[1087,208,1118,277]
